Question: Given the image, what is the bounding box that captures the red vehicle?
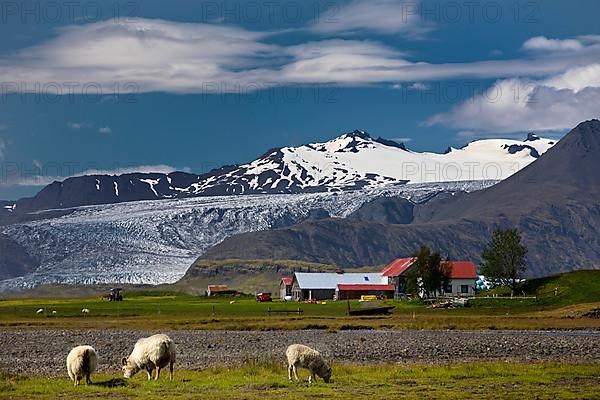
[255,292,272,302]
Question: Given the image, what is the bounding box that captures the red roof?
[336,284,395,291]
[382,258,477,279]
[447,261,478,279]
[280,277,292,286]
[381,258,417,276]
[207,285,230,292]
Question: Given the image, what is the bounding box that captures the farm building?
[290,272,391,301]
[279,277,293,299]
[206,285,237,296]
[336,284,395,300]
[381,258,478,298]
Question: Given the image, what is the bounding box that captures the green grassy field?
[1,361,599,400]
[1,270,599,331]
[0,293,599,331]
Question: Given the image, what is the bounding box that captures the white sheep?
[66,345,98,386]
[122,334,176,381]
[286,344,332,385]
[36,308,44,314]
[81,308,90,315]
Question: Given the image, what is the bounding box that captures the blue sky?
[1,0,599,199]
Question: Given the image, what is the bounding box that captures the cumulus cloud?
[426,78,600,134]
[424,36,600,134]
[543,64,600,92]
[522,36,584,52]
[309,0,432,37]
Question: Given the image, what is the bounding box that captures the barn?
[336,283,395,300]
[382,258,478,297]
[290,272,390,301]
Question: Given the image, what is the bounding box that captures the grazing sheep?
[81,308,90,315]
[66,345,98,386]
[122,334,175,381]
[36,308,44,314]
[286,344,332,384]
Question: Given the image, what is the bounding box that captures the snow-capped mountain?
[3,131,556,214]
[207,130,555,194]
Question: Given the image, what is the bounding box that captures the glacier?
[0,180,495,290]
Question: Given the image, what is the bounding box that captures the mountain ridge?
[2,130,555,217]
[199,120,600,278]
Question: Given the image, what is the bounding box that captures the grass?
[1,270,600,331]
[1,361,599,399]
[0,293,599,331]
[472,270,600,309]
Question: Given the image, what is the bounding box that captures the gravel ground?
[1,329,599,376]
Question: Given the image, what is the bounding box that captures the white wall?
[446,279,476,296]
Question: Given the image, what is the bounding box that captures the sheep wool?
[122,334,176,381]
[66,345,98,386]
[286,344,332,384]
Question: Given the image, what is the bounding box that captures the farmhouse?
[382,258,478,298]
[290,272,393,301]
[280,277,293,299]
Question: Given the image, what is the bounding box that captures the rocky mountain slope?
[199,120,600,278]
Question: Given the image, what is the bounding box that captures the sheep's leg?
[169,362,174,381]
[288,364,293,382]
[86,372,92,384]
[308,372,315,385]
[293,364,300,382]
[155,366,161,381]
[146,366,153,381]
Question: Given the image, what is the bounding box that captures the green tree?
[481,228,528,292]
[406,245,452,298]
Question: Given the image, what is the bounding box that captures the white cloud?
[427,78,600,134]
[2,20,599,95]
[543,64,600,92]
[424,37,600,134]
[397,82,429,90]
[309,0,432,37]
[522,36,584,52]
[0,138,5,159]
[98,126,112,133]
[6,164,183,187]
[390,137,412,142]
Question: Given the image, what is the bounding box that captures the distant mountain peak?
[3,128,559,213]
[345,129,370,139]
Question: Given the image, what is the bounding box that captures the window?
[444,284,452,293]
[460,285,469,294]
[364,276,369,281]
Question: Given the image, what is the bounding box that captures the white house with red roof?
[279,277,293,299]
[382,258,478,298]
[289,272,393,301]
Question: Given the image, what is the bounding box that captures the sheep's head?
[318,363,332,383]
[121,357,140,378]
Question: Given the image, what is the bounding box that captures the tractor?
[108,288,123,301]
